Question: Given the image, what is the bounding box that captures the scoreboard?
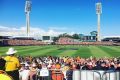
[42,36,50,40]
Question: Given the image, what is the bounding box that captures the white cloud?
[68,32,75,35]
[0,25,64,38]
[49,27,68,31]
[0,25,82,39]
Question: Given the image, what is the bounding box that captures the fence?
[74,70,120,80]
[20,69,120,80]
[102,71,120,80]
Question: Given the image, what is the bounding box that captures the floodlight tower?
[96,2,102,41]
[25,0,31,37]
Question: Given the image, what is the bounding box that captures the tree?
[52,37,59,42]
[72,33,80,39]
[58,33,72,38]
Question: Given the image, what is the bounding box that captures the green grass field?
[0,45,120,58]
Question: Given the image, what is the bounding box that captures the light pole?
[96,2,102,41]
[25,0,31,37]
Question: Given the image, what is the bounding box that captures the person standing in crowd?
[0,57,13,80]
[52,63,64,80]
[66,65,73,80]
[0,57,6,70]
[4,48,20,80]
[29,63,37,80]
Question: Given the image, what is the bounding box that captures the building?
[79,31,97,42]
[42,36,54,44]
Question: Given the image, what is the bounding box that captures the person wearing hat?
[4,47,20,80]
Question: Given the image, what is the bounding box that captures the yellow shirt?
[4,56,20,71]
[0,74,12,80]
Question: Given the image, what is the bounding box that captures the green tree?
[52,37,59,42]
[72,33,80,39]
[58,33,72,38]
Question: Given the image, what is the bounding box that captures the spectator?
[66,65,73,80]
[4,48,20,80]
[0,70,13,80]
[52,63,64,80]
[0,57,6,70]
[116,63,120,70]
[29,63,37,80]
[0,57,13,80]
[38,63,49,80]
[19,63,30,80]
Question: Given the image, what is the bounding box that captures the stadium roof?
[103,36,120,38]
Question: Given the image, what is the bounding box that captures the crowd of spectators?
[19,56,120,71]
[0,36,115,46]
[0,36,46,46]
[1,54,120,80]
[0,48,120,80]
[16,56,120,80]
[6,40,46,46]
[56,37,114,45]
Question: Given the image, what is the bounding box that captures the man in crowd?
[0,57,13,80]
[4,47,20,80]
[0,57,6,70]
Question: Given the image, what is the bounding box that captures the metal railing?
[19,70,120,80]
[102,71,120,80]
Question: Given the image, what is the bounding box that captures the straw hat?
[6,48,17,55]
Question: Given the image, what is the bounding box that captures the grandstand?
[102,37,120,43]
[56,37,114,46]
[0,36,46,46]
[1,36,119,46]
[56,37,79,45]
[11,36,35,40]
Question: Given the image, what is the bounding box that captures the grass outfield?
[0,45,120,58]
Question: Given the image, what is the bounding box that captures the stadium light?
[96,2,102,41]
[25,0,31,37]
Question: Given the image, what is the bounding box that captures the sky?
[0,0,120,37]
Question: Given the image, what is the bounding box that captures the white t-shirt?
[39,68,49,76]
[19,70,30,80]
